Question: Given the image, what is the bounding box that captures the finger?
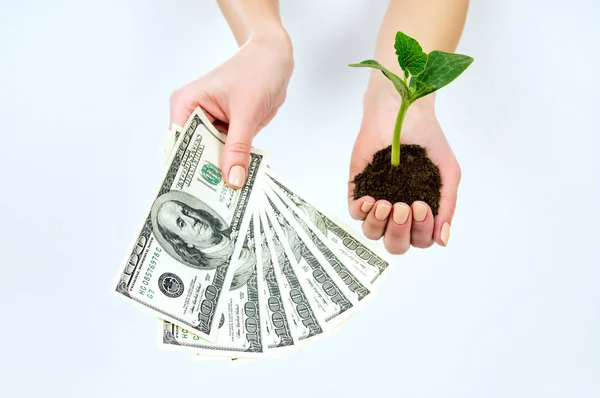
[433,162,461,247]
[222,113,259,189]
[169,89,198,128]
[383,203,412,255]
[361,200,392,241]
[348,196,375,221]
[410,201,435,248]
[169,87,219,130]
[346,128,383,214]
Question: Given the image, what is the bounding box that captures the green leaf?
[409,50,474,101]
[409,80,436,100]
[348,60,409,100]
[394,31,428,79]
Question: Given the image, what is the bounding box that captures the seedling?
[349,31,473,166]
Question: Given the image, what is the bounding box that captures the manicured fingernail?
[228,165,246,188]
[375,203,391,220]
[392,204,409,225]
[361,201,374,213]
[441,222,451,246]
[412,202,427,222]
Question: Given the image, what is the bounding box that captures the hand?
[169,29,293,189]
[348,88,461,254]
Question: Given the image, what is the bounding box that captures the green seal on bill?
[201,163,222,185]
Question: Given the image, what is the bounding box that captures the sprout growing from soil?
[349,31,473,167]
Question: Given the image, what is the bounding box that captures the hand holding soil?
[348,95,461,254]
[347,31,472,255]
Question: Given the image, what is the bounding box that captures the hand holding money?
[114,107,391,360]
[168,25,293,189]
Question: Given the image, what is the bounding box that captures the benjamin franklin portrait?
[151,190,255,290]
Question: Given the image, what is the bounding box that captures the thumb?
[433,161,461,247]
[222,113,258,189]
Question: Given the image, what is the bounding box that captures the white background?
[1,1,599,397]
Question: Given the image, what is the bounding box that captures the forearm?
[217,0,288,46]
[366,0,469,110]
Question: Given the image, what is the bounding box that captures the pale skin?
[348,0,469,253]
[169,0,293,189]
[170,0,469,254]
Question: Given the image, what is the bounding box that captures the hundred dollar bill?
[159,214,266,358]
[258,205,326,345]
[263,183,372,303]
[112,107,267,343]
[264,169,390,286]
[182,209,297,359]
[262,191,358,329]
[254,209,296,353]
[164,123,183,164]
[187,208,297,361]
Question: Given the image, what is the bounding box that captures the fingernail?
[361,201,374,213]
[412,202,427,222]
[228,165,246,188]
[441,222,451,246]
[392,204,409,225]
[375,203,391,220]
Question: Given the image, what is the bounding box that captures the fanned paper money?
[263,169,390,287]
[112,107,268,343]
[113,106,391,360]
[158,212,267,358]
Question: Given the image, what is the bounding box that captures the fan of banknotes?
[111,107,392,360]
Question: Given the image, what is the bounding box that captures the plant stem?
[391,98,409,167]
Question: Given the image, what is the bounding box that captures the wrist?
[248,24,293,58]
[246,25,294,79]
[218,0,291,53]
